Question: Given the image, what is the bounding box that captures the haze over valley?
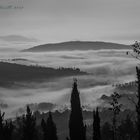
[0,41,138,118]
[1,1,140,140]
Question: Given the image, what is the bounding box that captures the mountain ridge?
[22,41,130,52]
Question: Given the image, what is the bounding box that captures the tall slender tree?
[118,115,135,140]
[69,79,86,140]
[4,120,14,140]
[93,108,101,140]
[22,106,37,140]
[127,42,140,140]
[41,111,58,140]
[136,67,140,140]
[101,122,112,140]
[109,92,122,140]
[0,111,14,140]
[0,111,5,140]
[41,118,47,140]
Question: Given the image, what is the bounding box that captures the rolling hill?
[22,41,130,52]
[0,61,87,87]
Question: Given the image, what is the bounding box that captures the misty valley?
[1,0,140,139]
[0,41,140,140]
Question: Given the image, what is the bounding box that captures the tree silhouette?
[22,106,37,140]
[109,92,122,140]
[118,115,135,140]
[126,41,140,60]
[93,108,101,140]
[0,111,5,140]
[136,67,140,140]
[4,120,14,140]
[69,79,86,140]
[41,111,58,140]
[0,111,14,140]
[41,118,46,140]
[101,122,112,140]
[127,42,140,140]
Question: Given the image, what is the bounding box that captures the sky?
[0,0,140,47]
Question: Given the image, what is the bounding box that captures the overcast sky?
[0,0,140,45]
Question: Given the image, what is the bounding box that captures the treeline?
[113,81,137,90]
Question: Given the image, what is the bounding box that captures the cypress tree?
[41,118,47,140]
[136,67,140,140]
[69,79,86,140]
[0,111,14,140]
[41,111,58,140]
[118,115,135,140]
[22,106,37,140]
[101,122,112,140]
[4,120,14,140]
[0,111,5,140]
[93,108,101,140]
[109,92,121,140]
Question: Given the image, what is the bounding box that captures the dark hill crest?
[22,41,130,52]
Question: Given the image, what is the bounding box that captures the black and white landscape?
[0,0,140,140]
[0,41,137,117]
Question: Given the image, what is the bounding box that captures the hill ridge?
[22,41,130,52]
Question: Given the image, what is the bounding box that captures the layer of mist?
[0,49,138,118]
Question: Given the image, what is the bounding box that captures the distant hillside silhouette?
[22,41,130,52]
[0,62,87,86]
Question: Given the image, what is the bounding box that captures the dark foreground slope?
[22,41,130,52]
[0,62,87,86]
[31,109,136,140]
